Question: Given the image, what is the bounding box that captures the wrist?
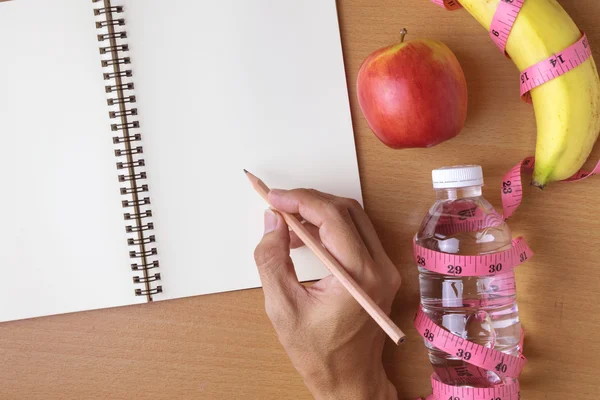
[304,367,397,400]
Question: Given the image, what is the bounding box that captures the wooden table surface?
[2,0,600,399]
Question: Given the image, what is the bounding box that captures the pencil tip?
[243,169,249,174]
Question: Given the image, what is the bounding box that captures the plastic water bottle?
[415,165,521,388]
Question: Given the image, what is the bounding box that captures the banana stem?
[530,180,545,190]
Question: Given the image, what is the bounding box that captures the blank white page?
[120,0,362,299]
[0,0,144,322]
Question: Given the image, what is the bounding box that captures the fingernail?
[264,209,278,234]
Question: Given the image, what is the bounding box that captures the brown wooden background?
[2,0,600,398]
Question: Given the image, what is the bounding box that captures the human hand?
[253,189,401,400]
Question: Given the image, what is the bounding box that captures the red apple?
[357,29,468,149]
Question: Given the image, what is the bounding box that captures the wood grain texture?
[1,0,600,399]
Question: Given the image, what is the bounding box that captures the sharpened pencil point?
[243,169,249,174]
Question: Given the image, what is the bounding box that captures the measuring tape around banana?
[519,33,592,102]
[490,0,525,54]
[431,0,592,102]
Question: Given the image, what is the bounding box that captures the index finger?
[267,188,373,278]
[268,188,340,228]
[269,189,390,263]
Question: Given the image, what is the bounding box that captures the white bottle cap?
[432,165,484,189]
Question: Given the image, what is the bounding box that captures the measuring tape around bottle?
[415,307,526,379]
[414,237,532,277]
[434,206,504,236]
[409,122,600,397]
[415,310,524,399]
[413,233,527,397]
[414,303,525,399]
[413,198,528,400]
[428,373,521,400]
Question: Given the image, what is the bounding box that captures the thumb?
[254,210,301,302]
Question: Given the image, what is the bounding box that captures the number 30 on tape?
[413,237,533,277]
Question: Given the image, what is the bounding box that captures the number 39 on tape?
[414,306,524,400]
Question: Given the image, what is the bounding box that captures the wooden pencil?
[245,170,406,345]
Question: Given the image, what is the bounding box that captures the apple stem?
[400,28,408,43]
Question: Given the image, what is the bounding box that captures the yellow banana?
[458,0,600,187]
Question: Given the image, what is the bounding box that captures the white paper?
[0,0,144,322]
[0,0,362,321]
[120,0,363,300]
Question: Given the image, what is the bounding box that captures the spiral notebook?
[0,0,362,322]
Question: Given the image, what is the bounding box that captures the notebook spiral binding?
[93,0,162,301]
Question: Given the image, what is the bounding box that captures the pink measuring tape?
[433,207,503,236]
[426,375,521,400]
[490,0,524,54]
[501,157,600,220]
[414,237,532,277]
[432,0,521,51]
[414,308,526,379]
[412,163,600,400]
[414,1,600,398]
[413,210,529,398]
[519,33,592,102]
[431,0,592,101]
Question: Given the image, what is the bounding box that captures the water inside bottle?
[416,188,521,387]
